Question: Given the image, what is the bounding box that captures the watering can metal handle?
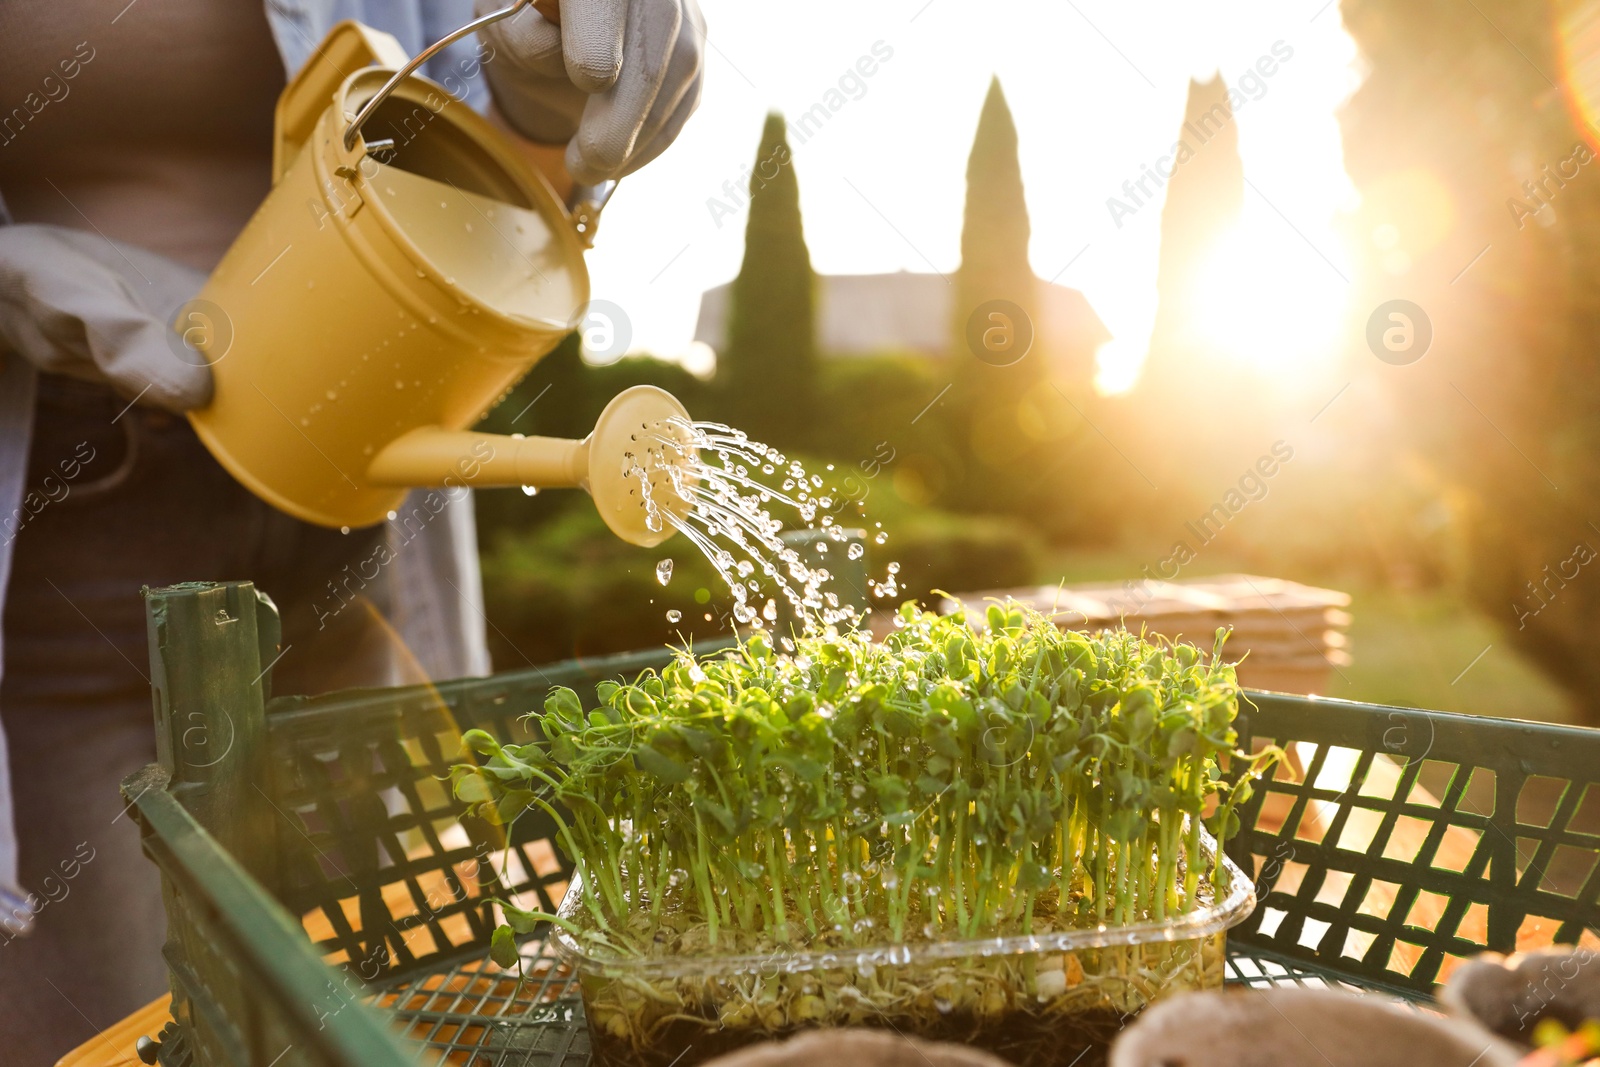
[339,0,614,241]
[341,0,565,151]
[273,22,410,183]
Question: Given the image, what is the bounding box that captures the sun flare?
[1189,210,1350,379]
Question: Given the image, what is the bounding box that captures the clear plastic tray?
[548,844,1255,1067]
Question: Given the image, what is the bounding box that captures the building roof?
[694,271,1110,358]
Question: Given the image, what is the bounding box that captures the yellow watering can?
[182,1,693,547]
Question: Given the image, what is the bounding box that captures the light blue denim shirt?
[0,0,509,921]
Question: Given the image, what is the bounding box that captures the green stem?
[1094,824,1108,923]
[765,835,790,942]
[1185,754,1205,901]
[953,801,969,934]
[693,810,719,947]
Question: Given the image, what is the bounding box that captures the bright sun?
[1092,204,1354,397]
[1189,208,1350,379]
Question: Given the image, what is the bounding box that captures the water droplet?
[666,609,682,623]
[847,543,865,560]
[656,559,674,585]
[875,532,888,545]
[394,380,405,389]
[887,562,901,574]
[521,485,539,496]
[617,419,881,636]
[339,526,350,535]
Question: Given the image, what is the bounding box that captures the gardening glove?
[0,224,212,412]
[476,0,705,182]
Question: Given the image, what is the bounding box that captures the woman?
[0,1,702,1061]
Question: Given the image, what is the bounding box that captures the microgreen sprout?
[454,600,1280,960]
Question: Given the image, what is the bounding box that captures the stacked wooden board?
[935,573,1352,696]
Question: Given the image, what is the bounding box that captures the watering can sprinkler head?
[582,385,698,547]
[364,386,697,548]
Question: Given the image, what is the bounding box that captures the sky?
[583,0,1364,392]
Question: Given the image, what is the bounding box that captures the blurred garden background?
[473,0,1600,728]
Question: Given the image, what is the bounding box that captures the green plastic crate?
[122,582,1600,1067]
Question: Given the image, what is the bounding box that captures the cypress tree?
[954,77,1036,382]
[720,112,816,447]
[952,77,1040,505]
[1124,74,1252,508]
[1143,73,1244,375]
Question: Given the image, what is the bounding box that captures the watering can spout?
[366,386,695,548]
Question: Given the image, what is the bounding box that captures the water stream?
[627,419,900,641]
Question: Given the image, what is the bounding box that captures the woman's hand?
[0,225,212,411]
[476,0,705,183]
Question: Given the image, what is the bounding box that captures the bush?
[477,491,1041,668]
[478,501,730,666]
[858,478,1042,605]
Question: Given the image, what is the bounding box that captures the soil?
[586,1005,1133,1067]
